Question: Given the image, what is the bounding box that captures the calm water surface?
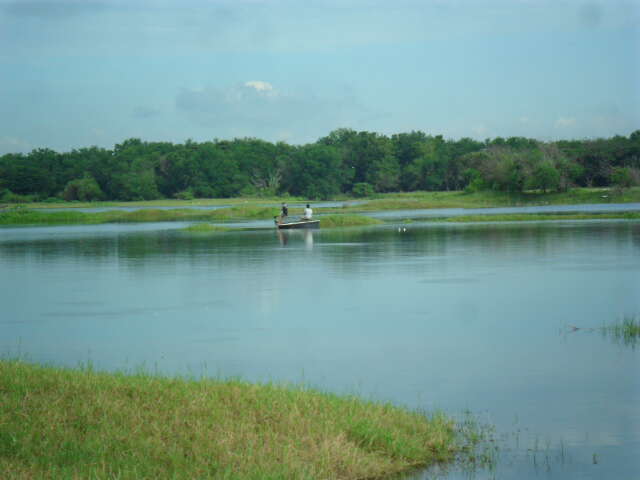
[1,218,639,479]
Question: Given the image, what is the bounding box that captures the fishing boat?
[274,216,320,229]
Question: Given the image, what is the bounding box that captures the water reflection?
[276,228,316,249]
[1,223,639,284]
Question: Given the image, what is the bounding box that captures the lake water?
[1,215,639,479]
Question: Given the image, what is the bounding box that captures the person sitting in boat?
[303,204,313,220]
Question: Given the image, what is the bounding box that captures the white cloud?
[0,136,32,154]
[244,80,274,92]
[176,81,372,143]
[555,116,577,128]
[471,124,489,138]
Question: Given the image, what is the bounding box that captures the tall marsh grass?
[0,360,460,480]
[602,315,640,348]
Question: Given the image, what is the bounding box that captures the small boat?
[274,216,320,229]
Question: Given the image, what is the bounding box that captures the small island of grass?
[0,360,464,479]
[319,214,383,228]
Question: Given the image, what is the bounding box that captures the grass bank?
[0,360,459,480]
[442,212,640,223]
[0,205,278,226]
[8,187,640,214]
[4,188,639,227]
[340,187,640,212]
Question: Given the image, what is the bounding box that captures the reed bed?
[602,316,640,348]
[0,360,458,480]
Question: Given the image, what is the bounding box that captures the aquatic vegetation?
[454,411,499,474]
[569,315,640,348]
[602,315,640,348]
[0,360,462,480]
[319,214,383,228]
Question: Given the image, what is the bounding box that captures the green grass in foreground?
[442,212,640,223]
[0,360,458,480]
[319,215,383,228]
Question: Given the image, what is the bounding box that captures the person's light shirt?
[304,207,313,219]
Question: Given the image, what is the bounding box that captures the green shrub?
[174,189,195,200]
[352,182,375,198]
[63,177,104,201]
[0,189,35,203]
[611,167,640,190]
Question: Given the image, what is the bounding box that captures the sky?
[0,0,639,154]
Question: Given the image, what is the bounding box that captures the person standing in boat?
[281,202,288,220]
[303,203,313,220]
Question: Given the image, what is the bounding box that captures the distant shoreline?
[1,188,639,226]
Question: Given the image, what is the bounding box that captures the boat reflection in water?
[276,228,314,250]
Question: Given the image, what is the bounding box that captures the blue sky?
[0,0,638,153]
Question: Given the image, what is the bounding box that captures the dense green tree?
[0,150,58,197]
[120,159,161,201]
[391,131,429,168]
[528,160,560,193]
[1,130,639,201]
[611,166,640,189]
[351,182,375,197]
[284,144,347,199]
[63,176,104,201]
[474,147,533,192]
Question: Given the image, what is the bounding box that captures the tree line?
[1,129,639,202]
